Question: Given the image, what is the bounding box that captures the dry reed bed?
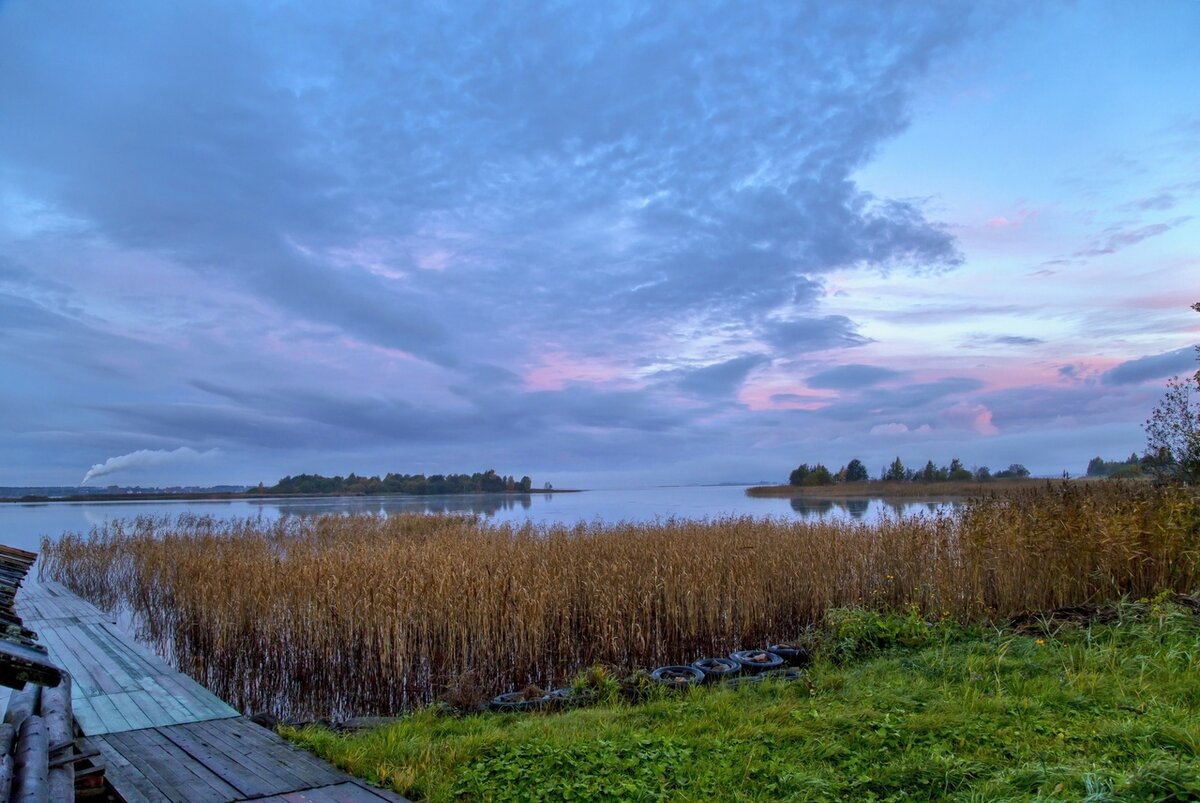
[40,483,1200,719]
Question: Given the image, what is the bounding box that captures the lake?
[0,486,955,553]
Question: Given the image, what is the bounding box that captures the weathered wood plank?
[254,782,411,802]
[13,580,418,803]
[85,735,162,803]
[104,729,241,803]
[31,628,99,698]
[186,718,342,790]
[153,722,280,798]
[83,694,132,734]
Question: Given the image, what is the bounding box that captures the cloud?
[1074,217,1191,257]
[870,423,910,435]
[1101,346,1197,385]
[0,2,967,370]
[81,447,218,485]
[807,364,903,389]
[672,355,771,399]
[992,335,1044,346]
[762,317,871,352]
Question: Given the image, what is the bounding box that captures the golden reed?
[41,482,1200,719]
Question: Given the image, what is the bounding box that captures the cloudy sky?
[1,1,1197,488]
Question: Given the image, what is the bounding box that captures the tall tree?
[844,458,869,482]
[1143,302,1200,484]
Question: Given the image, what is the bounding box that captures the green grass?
[284,599,1200,801]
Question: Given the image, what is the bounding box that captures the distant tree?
[974,466,991,482]
[519,476,532,493]
[1086,456,1106,477]
[883,457,907,482]
[803,464,834,486]
[948,458,973,481]
[1143,301,1200,483]
[1144,376,1200,483]
[844,458,869,482]
[789,464,812,486]
[995,464,1030,478]
[919,460,937,483]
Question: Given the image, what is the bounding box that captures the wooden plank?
[106,692,155,732]
[86,735,163,803]
[104,728,240,803]
[12,580,416,803]
[32,627,100,697]
[254,782,412,802]
[154,721,282,798]
[48,625,126,696]
[69,696,104,736]
[77,623,147,685]
[153,670,238,720]
[84,693,133,735]
[185,718,343,790]
[130,683,190,727]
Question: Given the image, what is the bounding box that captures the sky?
[1,1,1198,489]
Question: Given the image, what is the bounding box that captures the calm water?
[0,486,954,554]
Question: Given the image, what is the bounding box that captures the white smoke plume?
[80,447,217,485]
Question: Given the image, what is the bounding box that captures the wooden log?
[12,714,48,803]
[39,676,72,755]
[0,722,14,755]
[46,768,72,803]
[4,684,40,731]
[0,753,13,803]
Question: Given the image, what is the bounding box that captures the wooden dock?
[16,580,410,802]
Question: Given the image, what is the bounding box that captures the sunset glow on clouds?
[0,1,1197,487]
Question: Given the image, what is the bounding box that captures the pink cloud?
[985,208,1040,229]
[522,352,625,391]
[941,401,999,435]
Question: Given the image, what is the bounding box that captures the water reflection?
[0,486,968,555]
[265,493,535,519]
[784,496,960,521]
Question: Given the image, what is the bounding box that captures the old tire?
[729,649,784,673]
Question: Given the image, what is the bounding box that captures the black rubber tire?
[650,665,705,688]
[691,657,741,683]
[767,644,811,667]
[490,691,549,712]
[546,687,594,708]
[729,649,785,673]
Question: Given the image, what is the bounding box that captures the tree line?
[1085,454,1145,479]
[251,469,535,496]
[788,457,1030,487]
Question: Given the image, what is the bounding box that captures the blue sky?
[1,1,1197,488]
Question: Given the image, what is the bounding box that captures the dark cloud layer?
[1102,347,1198,386]
[807,364,903,390]
[4,2,1184,486]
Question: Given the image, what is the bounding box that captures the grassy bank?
[286,599,1200,801]
[39,482,1200,719]
[746,477,1045,498]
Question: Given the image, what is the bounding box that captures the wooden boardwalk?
[16,579,410,802]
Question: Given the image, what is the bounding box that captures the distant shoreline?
[745,477,1077,499]
[0,489,584,504]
